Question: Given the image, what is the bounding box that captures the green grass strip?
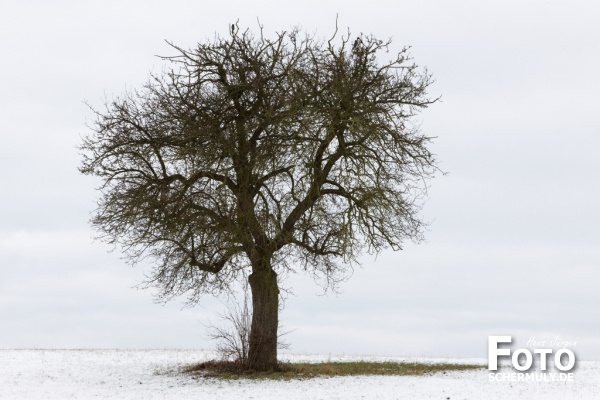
[184,360,485,380]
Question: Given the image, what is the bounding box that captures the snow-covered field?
[1,349,599,399]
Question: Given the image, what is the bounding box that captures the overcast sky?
[1,0,599,360]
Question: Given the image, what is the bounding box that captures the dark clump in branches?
[80,23,438,371]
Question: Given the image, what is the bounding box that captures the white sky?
[1,0,599,359]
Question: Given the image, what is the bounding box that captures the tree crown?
[80,24,438,302]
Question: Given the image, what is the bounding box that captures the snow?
[1,349,599,399]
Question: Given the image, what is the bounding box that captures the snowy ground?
[1,349,599,399]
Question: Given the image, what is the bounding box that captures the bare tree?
[79,23,437,371]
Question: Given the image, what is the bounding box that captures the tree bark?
[247,264,279,371]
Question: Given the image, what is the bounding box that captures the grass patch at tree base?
[184,360,485,380]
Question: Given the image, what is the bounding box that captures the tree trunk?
[247,265,279,371]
